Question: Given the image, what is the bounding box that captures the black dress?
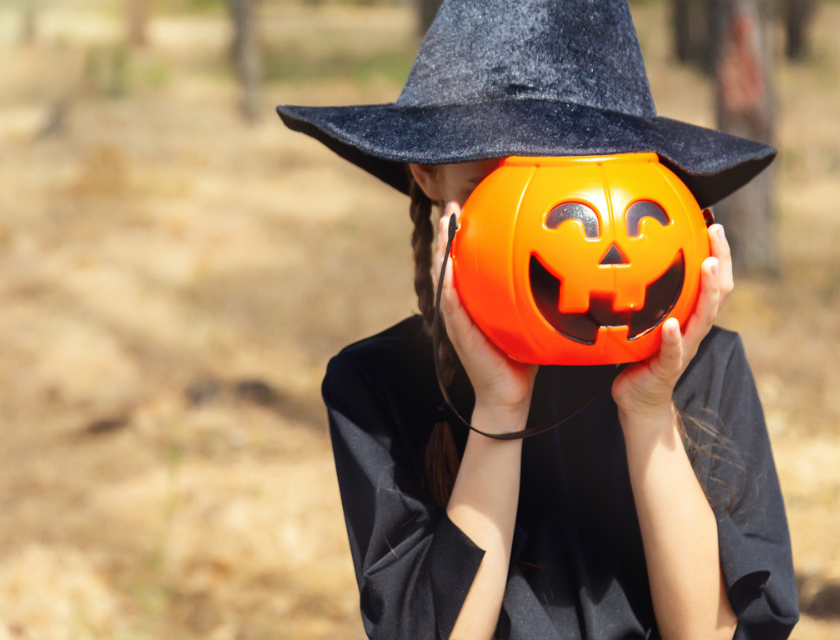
[322,315,799,640]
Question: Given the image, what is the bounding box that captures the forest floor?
[0,1,838,638]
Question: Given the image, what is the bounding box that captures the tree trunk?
[417,0,444,36]
[713,0,777,275]
[705,0,726,73]
[784,0,817,60]
[22,0,37,46]
[673,0,705,65]
[229,0,262,124]
[672,0,726,74]
[127,0,151,48]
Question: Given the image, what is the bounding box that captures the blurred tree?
[672,0,722,72]
[672,0,820,69]
[21,0,38,46]
[229,0,262,123]
[674,0,705,65]
[784,0,817,60]
[417,0,443,35]
[714,0,777,275]
[127,0,151,47]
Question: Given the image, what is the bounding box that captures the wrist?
[618,401,679,448]
[471,399,531,436]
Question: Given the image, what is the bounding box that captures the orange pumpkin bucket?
[452,153,711,365]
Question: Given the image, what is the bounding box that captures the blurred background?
[0,0,838,638]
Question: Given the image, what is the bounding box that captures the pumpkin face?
[452,153,710,365]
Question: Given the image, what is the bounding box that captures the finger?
[436,203,470,325]
[649,317,684,381]
[431,219,444,292]
[440,252,486,358]
[682,256,721,355]
[708,224,734,300]
[439,201,461,296]
[431,202,458,291]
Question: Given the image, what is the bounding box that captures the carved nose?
[599,244,628,266]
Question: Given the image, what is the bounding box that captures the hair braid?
[409,178,436,331]
[409,176,461,508]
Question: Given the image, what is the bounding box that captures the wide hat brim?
[277,98,775,209]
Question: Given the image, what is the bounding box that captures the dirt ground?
[0,1,838,638]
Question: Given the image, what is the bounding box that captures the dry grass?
[0,1,838,638]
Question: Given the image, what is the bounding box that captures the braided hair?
[409,176,461,508]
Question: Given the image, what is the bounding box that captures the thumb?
[651,317,683,382]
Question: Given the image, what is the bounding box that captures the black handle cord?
[432,213,631,441]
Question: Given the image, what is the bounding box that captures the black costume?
[322,315,798,640]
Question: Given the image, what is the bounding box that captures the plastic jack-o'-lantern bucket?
[452,153,711,366]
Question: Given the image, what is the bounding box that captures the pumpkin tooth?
[530,256,596,345]
[587,294,632,328]
[558,278,595,314]
[612,281,647,312]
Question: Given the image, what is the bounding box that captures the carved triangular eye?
[545,202,600,238]
[625,201,670,237]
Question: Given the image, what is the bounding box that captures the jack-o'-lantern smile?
[528,251,685,345]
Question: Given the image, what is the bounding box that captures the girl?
[278,0,799,638]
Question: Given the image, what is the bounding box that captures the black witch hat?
[277,0,774,208]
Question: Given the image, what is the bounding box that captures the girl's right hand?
[432,201,538,427]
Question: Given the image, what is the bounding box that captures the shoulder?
[674,325,750,411]
[321,316,441,480]
[322,315,435,412]
[674,325,763,457]
[689,324,745,373]
[328,314,428,368]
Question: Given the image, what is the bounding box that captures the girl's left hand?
[611,224,734,421]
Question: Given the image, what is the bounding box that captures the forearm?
[621,405,737,640]
[446,403,525,640]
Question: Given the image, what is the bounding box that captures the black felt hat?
[277,0,775,208]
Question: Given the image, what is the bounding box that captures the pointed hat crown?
[399,0,655,117]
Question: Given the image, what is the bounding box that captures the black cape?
[322,316,798,640]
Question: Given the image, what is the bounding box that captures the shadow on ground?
[799,574,840,620]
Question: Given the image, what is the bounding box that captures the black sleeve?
[322,351,486,640]
[699,335,799,639]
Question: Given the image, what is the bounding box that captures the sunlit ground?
[0,1,838,638]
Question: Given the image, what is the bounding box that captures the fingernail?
[710,260,719,276]
[716,226,725,240]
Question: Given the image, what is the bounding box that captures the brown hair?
[678,409,743,514]
[408,175,462,508]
